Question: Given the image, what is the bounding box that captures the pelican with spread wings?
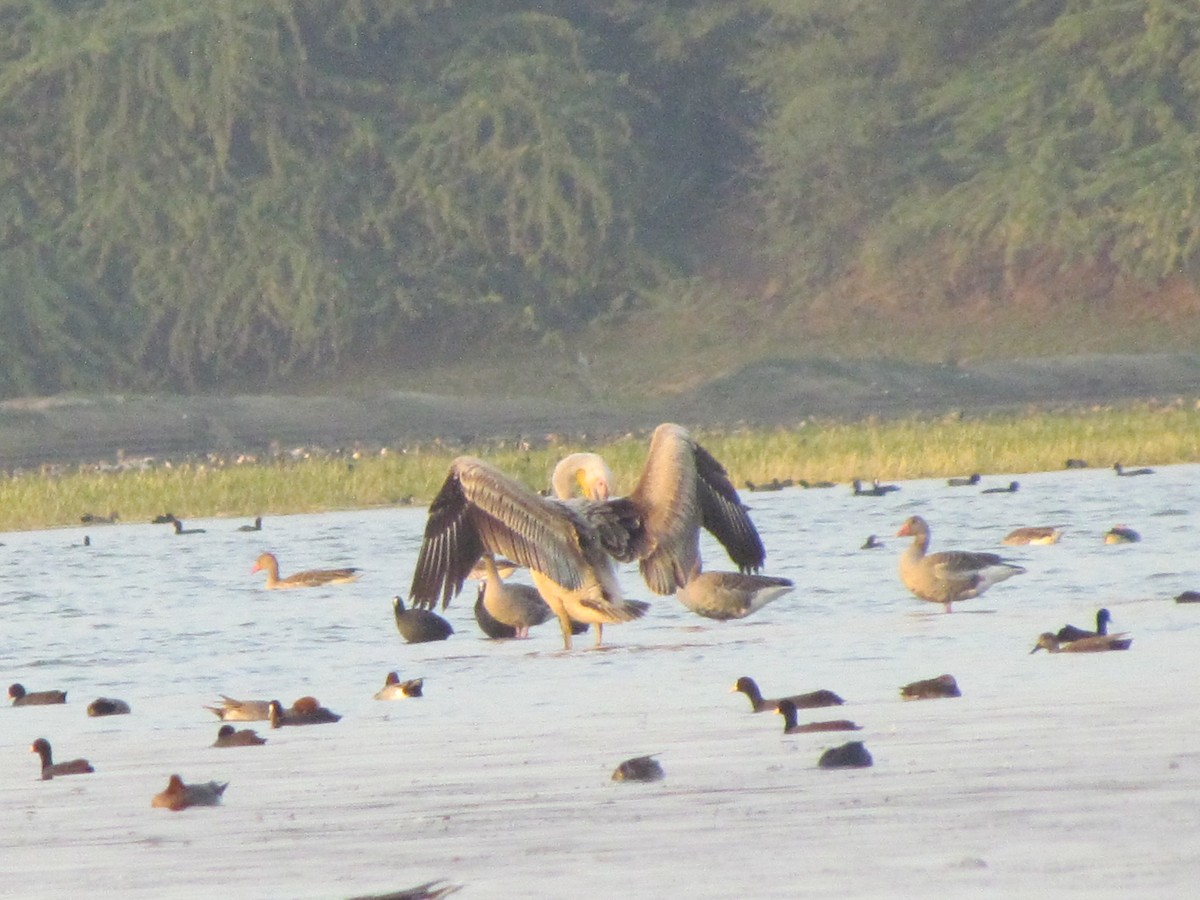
[408,423,766,649]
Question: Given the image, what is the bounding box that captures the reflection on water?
[1,465,1198,898]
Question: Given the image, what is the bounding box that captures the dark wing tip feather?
[692,442,766,571]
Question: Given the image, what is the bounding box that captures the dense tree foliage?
[1,0,1199,395]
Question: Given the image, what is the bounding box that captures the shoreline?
[2,353,1199,471]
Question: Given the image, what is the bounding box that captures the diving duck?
[86,697,131,717]
[393,596,454,643]
[30,738,93,780]
[1113,462,1154,476]
[611,755,665,782]
[775,700,861,734]
[732,676,844,713]
[9,683,66,706]
[899,674,961,700]
[818,741,873,769]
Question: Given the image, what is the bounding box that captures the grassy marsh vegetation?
[3,402,1196,534]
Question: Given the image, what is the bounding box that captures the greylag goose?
[9,683,66,706]
[981,481,1019,494]
[475,554,555,636]
[374,672,424,700]
[409,423,766,649]
[1002,526,1063,546]
[267,697,342,727]
[237,516,264,532]
[151,774,228,810]
[732,676,844,712]
[1114,463,1154,476]
[947,473,981,486]
[212,724,267,747]
[1030,632,1132,653]
[896,515,1026,612]
[86,697,131,716]
[674,566,793,620]
[252,551,360,589]
[818,741,873,769]
[1105,525,1140,544]
[775,700,861,733]
[393,596,453,643]
[205,695,271,721]
[1055,608,1112,643]
[30,738,93,780]
[611,755,665,782]
[899,674,961,700]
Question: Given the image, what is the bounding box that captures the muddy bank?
[1,353,1197,468]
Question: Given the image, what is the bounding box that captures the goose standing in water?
[408,424,766,649]
[897,515,1026,612]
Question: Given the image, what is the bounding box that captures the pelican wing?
[625,424,703,594]
[409,457,588,609]
[692,441,766,573]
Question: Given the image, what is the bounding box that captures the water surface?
[2,465,1199,897]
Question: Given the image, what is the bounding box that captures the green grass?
[3,403,1197,533]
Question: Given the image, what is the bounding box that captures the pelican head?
[552,452,614,502]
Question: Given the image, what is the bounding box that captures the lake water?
[2,463,1199,898]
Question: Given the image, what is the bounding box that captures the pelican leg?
[556,611,575,650]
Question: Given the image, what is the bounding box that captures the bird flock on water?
[11,424,1180,893]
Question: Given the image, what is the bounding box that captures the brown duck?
[252,551,360,589]
[151,774,228,810]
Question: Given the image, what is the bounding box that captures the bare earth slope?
[1,354,1198,468]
